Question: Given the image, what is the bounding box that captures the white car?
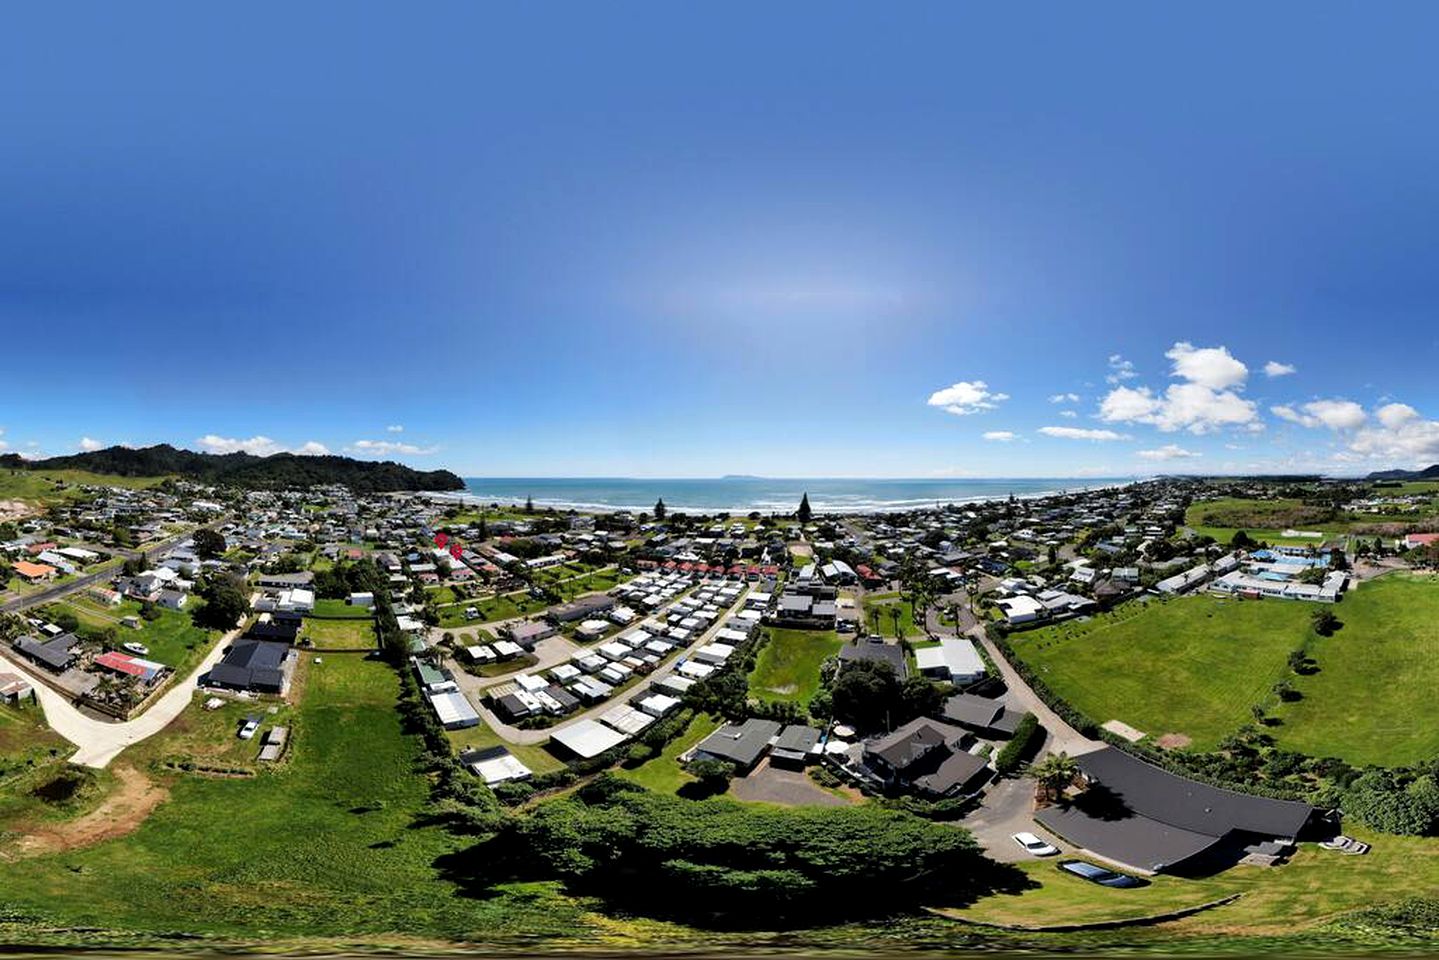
[237,719,260,740]
[1012,831,1060,857]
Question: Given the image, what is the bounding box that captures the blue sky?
[3,2,1439,478]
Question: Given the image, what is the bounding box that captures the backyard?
[748,628,842,704]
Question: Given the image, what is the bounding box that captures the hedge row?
[994,712,1041,776]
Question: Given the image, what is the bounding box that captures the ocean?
[447,476,1132,514]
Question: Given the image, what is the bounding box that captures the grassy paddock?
[748,629,842,704]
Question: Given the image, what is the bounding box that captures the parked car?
[1057,860,1146,888]
[237,718,260,740]
[1012,831,1059,857]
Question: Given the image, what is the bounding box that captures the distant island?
[0,443,465,493]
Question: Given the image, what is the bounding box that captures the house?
[1034,747,1319,875]
[0,671,34,704]
[690,718,782,773]
[463,746,533,786]
[770,724,821,768]
[206,639,290,694]
[940,692,1024,738]
[506,620,556,649]
[837,636,908,678]
[348,591,375,608]
[427,689,480,729]
[13,633,79,673]
[997,595,1045,625]
[158,589,189,611]
[914,637,986,684]
[862,717,991,797]
[12,560,56,583]
[550,718,628,759]
[549,595,616,624]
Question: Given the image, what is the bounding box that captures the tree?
[1230,529,1255,550]
[191,527,226,560]
[525,495,534,514]
[654,498,667,521]
[1030,752,1080,804]
[1311,608,1341,637]
[193,573,250,630]
[685,759,734,799]
[797,493,812,524]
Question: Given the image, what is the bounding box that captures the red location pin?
[450,544,464,560]
[434,532,449,548]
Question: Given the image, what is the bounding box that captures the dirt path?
[5,765,168,859]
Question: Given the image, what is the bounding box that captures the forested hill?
[1366,464,1439,481]
[1,444,465,493]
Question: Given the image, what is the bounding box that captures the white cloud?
[1136,444,1202,461]
[1106,354,1137,384]
[78,437,104,452]
[196,434,287,456]
[1264,360,1297,378]
[1058,409,1078,418]
[386,424,404,433]
[1166,341,1248,390]
[926,380,1009,416]
[1348,403,1439,464]
[982,431,1017,442]
[1270,399,1367,431]
[1048,392,1080,404]
[347,439,439,457]
[196,435,331,456]
[1098,342,1258,434]
[0,427,6,452]
[1038,426,1130,442]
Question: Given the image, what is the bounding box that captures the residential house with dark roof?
[862,717,991,797]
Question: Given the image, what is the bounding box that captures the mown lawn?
[0,702,84,825]
[748,629,841,704]
[862,597,921,637]
[300,617,377,651]
[52,599,217,675]
[950,826,1439,938]
[437,591,549,627]
[310,598,374,619]
[1011,596,1306,749]
[618,713,719,794]
[446,722,566,775]
[0,654,587,941]
[1274,573,1439,766]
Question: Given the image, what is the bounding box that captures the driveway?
[0,622,244,769]
[968,626,1103,758]
[960,775,1068,862]
[729,759,852,807]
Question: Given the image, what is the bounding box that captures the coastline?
[429,476,1141,515]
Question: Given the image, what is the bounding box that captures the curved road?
[0,623,243,768]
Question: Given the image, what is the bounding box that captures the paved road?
[960,775,1071,862]
[1,526,209,614]
[0,621,244,768]
[968,625,1102,758]
[450,584,751,746]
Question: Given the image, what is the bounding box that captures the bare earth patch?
[1156,733,1192,749]
[4,765,169,859]
[0,499,35,522]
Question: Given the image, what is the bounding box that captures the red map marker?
[434,532,449,548]
[449,543,464,560]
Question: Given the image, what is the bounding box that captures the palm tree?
[888,606,902,639]
[868,608,881,637]
[1030,752,1080,805]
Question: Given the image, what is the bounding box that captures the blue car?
[1057,859,1146,888]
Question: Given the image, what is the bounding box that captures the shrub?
[994,713,1041,776]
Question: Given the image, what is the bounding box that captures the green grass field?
[1011,596,1307,748]
[0,654,586,942]
[300,617,377,650]
[1273,574,1439,766]
[445,721,566,775]
[0,468,170,510]
[437,591,549,627]
[1184,497,1346,546]
[51,598,217,676]
[862,596,921,637]
[309,598,375,619]
[748,629,842,704]
[617,713,720,794]
[951,825,1439,937]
